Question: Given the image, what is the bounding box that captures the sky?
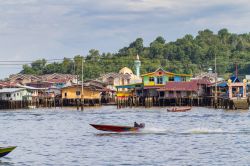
[0,0,250,79]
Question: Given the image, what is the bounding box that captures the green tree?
[20,28,250,79]
[21,64,36,74]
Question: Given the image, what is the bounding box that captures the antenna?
[235,62,238,78]
[215,54,217,108]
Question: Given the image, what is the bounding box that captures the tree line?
[21,28,250,80]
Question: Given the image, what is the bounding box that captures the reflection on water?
[0,159,14,166]
[0,106,250,165]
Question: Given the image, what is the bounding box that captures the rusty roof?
[159,81,199,91]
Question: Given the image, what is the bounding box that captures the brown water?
[0,106,250,165]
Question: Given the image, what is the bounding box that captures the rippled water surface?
[1,106,250,165]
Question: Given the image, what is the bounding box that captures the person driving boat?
[134,122,145,128]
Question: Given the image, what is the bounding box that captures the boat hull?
[0,146,16,158]
[90,124,139,132]
[167,107,192,112]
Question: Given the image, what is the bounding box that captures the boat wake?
[182,128,250,135]
[185,127,224,134]
[94,126,250,136]
[94,127,171,136]
[139,127,171,134]
[140,127,226,135]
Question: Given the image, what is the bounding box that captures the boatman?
[134,122,140,127]
[134,122,145,128]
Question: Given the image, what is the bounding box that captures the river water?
[0,106,250,166]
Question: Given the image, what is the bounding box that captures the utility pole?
[215,54,218,108]
[81,57,84,111]
[75,60,79,110]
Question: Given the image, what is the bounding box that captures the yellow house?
[61,85,101,100]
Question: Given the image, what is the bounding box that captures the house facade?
[210,76,247,99]
[116,67,193,98]
[142,68,192,87]
[101,67,141,91]
[9,74,40,85]
[157,78,211,98]
[41,73,77,88]
[61,85,101,100]
[61,80,106,106]
[0,88,32,101]
[140,68,192,97]
[8,73,77,88]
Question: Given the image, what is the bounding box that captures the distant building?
[116,67,193,98]
[134,54,141,77]
[0,81,18,88]
[8,73,77,88]
[245,75,250,82]
[41,73,78,87]
[0,88,31,101]
[100,54,142,92]
[194,68,224,83]
[61,81,105,106]
[211,76,247,99]
[140,67,193,97]
[101,72,130,90]
[61,85,101,100]
[101,67,142,91]
[26,81,54,88]
[9,74,40,85]
[228,78,247,99]
[157,78,211,98]
[142,67,192,87]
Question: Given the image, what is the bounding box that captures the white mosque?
[101,54,142,91]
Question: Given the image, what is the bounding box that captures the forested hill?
[21,28,250,80]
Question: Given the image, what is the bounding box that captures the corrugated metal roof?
[17,85,46,90]
[141,67,192,77]
[159,81,198,91]
[246,75,250,80]
[0,88,25,93]
[116,83,143,89]
[144,85,164,89]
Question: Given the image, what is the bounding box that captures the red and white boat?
[90,124,143,132]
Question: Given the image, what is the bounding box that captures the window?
[169,91,174,97]
[169,76,174,81]
[176,91,181,97]
[159,91,165,97]
[64,93,67,97]
[76,91,80,96]
[181,77,186,82]
[6,94,10,97]
[127,79,130,84]
[149,77,154,82]
[107,77,114,85]
[157,76,163,84]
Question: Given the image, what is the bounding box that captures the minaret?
[134,54,141,77]
[208,67,213,74]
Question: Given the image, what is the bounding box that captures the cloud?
[0,0,250,78]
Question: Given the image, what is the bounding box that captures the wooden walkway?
[116,96,249,110]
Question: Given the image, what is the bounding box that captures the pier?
[116,96,249,110]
